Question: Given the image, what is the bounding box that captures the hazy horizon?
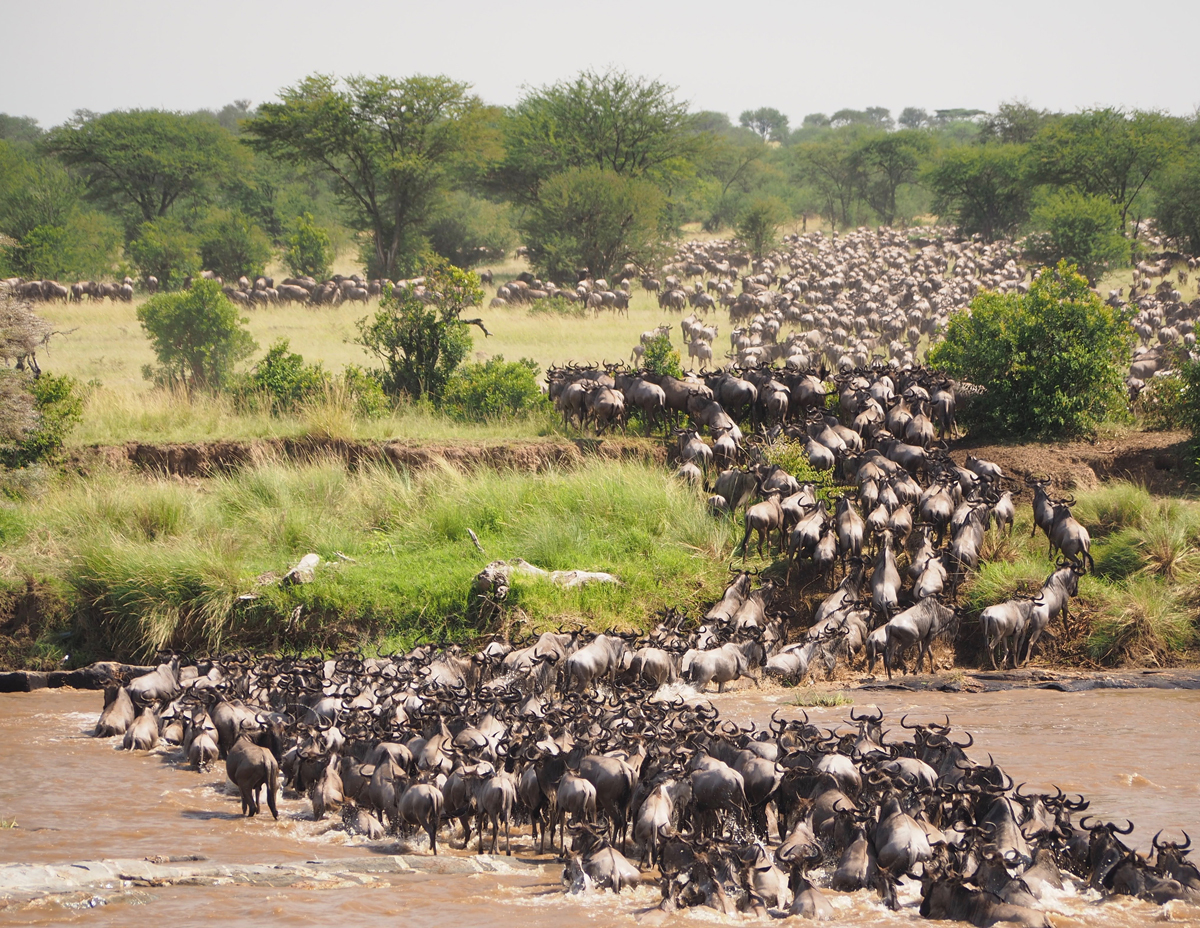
[3,0,1198,128]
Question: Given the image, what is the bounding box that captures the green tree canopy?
[735,196,787,259]
[794,128,866,228]
[926,143,1032,240]
[137,279,257,390]
[929,261,1133,438]
[978,101,1057,145]
[520,167,665,282]
[127,218,200,290]
[1155,146,1200,255]
[854,129,933,225]
[1024,190,1127,284]
[198,209,271,280]
[44,109,245,225]
[245,74,487,279]
[424,192,514,269]
[493,69,697,206]
[1028,108,1180,231]
[739,107,790,142]
[354,257,484,399]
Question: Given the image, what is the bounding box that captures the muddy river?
[1,686,1198,926]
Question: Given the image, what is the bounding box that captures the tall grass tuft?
[1087,576,1194,665]
[5,458,734,660]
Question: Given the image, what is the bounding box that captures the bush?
[928,261,1133,438]
[284,212,333,280]
[240,339,329,414]
[128,219,200,291]
[1134,372,1190,430]
[425,192,515,269]
[763,437,840,502]
[1024,190,1128,284]
[137,279,258,391]
[521,167,665,282]
[4,212,121,282]
[642,334,683,379]
[0,373,83,469]
[441,356,548,421]
[340,365,391,418]
[199,210,272,281]
[1156,152,1200,255]
[735,196,787,260]
[354,257,483,400]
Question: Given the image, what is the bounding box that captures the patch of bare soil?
[953,430,1192,494]
[69,437,667,478]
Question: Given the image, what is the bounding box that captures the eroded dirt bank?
[69,436,667,477]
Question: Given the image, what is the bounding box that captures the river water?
[1,686,1198,927]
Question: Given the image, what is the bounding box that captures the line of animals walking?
[93,640,1200,924]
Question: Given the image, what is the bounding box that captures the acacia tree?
[245,74,487,279]
[494,69,697,206]
[854,129,932,225]
[926,144,1032,240]
[1029,108,1180,232]
[739,108,790,142]
[794,128,865,228]
[44,109,244,223]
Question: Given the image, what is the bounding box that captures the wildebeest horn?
[1114,819,1135,835]
[953,731,974,749]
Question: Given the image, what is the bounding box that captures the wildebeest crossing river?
[1,686,1199,927]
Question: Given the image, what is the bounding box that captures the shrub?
[928,261,1133,438]
[763,438,840,503]
[199,209,272,281]
[642,334,683,379]
[241,339,329,414]
[4,212,121,282]
[354,257,483,400]
[1134,372,1189,430]
[521,167,665,282]
[735,196,787,260]
[1024,190,1128,284]
[425,192,515,269]
[284,212,333,280]
[340,364,390,418]
[441,356,548,421]
[128,219,200,291]
[137,279,258,391]
[0,373,83,469]
[527,295,588,318]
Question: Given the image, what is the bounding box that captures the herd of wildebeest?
[93,635,1199,924]
[34,226,1200,920]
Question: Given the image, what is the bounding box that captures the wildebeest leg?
[266,779,278,819]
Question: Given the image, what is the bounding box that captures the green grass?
[70,383,561,445]
[1,457,734,662]
[959,482,1200,666]
[792,692,853,707]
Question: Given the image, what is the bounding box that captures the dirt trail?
[954,429,1191,493]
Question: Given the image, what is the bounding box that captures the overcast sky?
[5,0,1198,128]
